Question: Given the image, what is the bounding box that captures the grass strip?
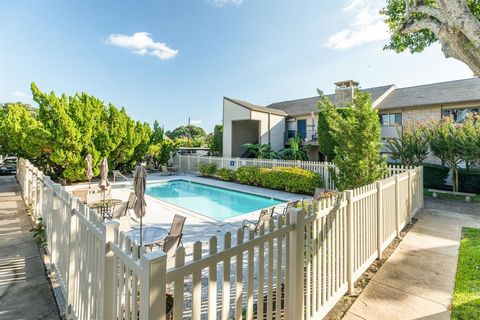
[451,227,480,320]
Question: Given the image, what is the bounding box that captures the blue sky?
[0,0,473,132]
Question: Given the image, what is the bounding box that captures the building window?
[442,107,479,123]
[379,113,402,126]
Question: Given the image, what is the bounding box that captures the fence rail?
[173,155,414,191]
[17,158,422,320]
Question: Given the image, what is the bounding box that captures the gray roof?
[267,85,394,116]
[376,78,480,110]
[224,97,288,116]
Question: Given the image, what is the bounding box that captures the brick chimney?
[334,80,356,107]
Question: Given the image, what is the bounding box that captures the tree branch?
[399,17,442,35]
[410,5,447,24]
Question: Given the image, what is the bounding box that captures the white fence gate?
[17,158,422,320]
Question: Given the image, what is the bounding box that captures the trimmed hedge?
[216,168,237,181]
[198,163,217,177]
[237,165,322,194]
[458,169,480,194]
[423,164,450,190]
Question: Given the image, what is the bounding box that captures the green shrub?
[237,166,322,195]
[198,163,217,177]
[458,169,480,194]
[423,164,450,190]
[236,166,260,185]
[216,168,237,181]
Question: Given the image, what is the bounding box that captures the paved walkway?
[0,176,59,319]
[344,204,480,320]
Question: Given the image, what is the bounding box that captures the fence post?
[408,170,413,223]
[140,250,168,320]
[346,190,355,293]
[420,166,424,210]
[287,207,305,320]
[376,181,383,260]
[395,175,400,236]
[103,220,119,319]
[67,199,78,314]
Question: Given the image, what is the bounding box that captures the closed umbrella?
[85,154,94,189]
[133,164,148,246]
[168,150,174,167]
[98,158,110,201]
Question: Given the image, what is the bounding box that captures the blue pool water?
[145,180,285,221]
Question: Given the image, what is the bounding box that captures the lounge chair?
[157,214,187,248]
[242,207,275,232]
[161,165,174,176]
[275,200,300,216]
[162,234,183,268]
[111,192,137,220]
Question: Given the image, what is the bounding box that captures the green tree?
[387,122,429,166]
[428,117,465,192]
[321,90,386,191]
[318,95,355,161]
[0,103,49,165]
[151,120,164,145]
[382,0,480,75]
[166,125,206,140]
[211,124,223,156]
[28,83,153,181]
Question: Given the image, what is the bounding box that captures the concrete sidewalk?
[0,176,59,319]
[343,207,480,320]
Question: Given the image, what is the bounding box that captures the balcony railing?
[285,129,318,144]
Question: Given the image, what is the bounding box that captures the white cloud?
[325,1,389,50]
[106,32,178,60]
[12,91,28,98]
[190,120,202,125]
[209,0,243,6]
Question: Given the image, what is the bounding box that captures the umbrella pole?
[140,216,143,246]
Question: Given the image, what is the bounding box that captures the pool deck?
[67,173,305,259]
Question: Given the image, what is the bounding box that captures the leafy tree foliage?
[276,136,308,160]
[428,117,466,192]
[319,90,386,191]
[242,143,277,159]
[211,124,223,156]
[387,122,429,166]
[0,83,153,182]
[0,103,49,162]
[382,0,480,75]
[166,125,206,140]
[318,96,355,161]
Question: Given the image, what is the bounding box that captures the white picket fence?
[173,155,414,191]
[17,158,423,320]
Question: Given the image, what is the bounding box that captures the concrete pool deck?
[66,172,305,259]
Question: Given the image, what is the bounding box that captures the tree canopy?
[0,83,153,182]
[165,125,206,140]
[382,0,480,75]
[318,89,386,191]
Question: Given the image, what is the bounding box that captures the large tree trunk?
[400,0,480,76]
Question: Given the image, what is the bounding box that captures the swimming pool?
[145,180,285,221]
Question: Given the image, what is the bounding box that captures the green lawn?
[451,227,480,320]
[423,190,480,203]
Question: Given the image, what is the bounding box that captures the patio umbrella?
[133,164,148,246]
[98,157,110,201]
[168,150,174,167]
[85,154,94,189]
